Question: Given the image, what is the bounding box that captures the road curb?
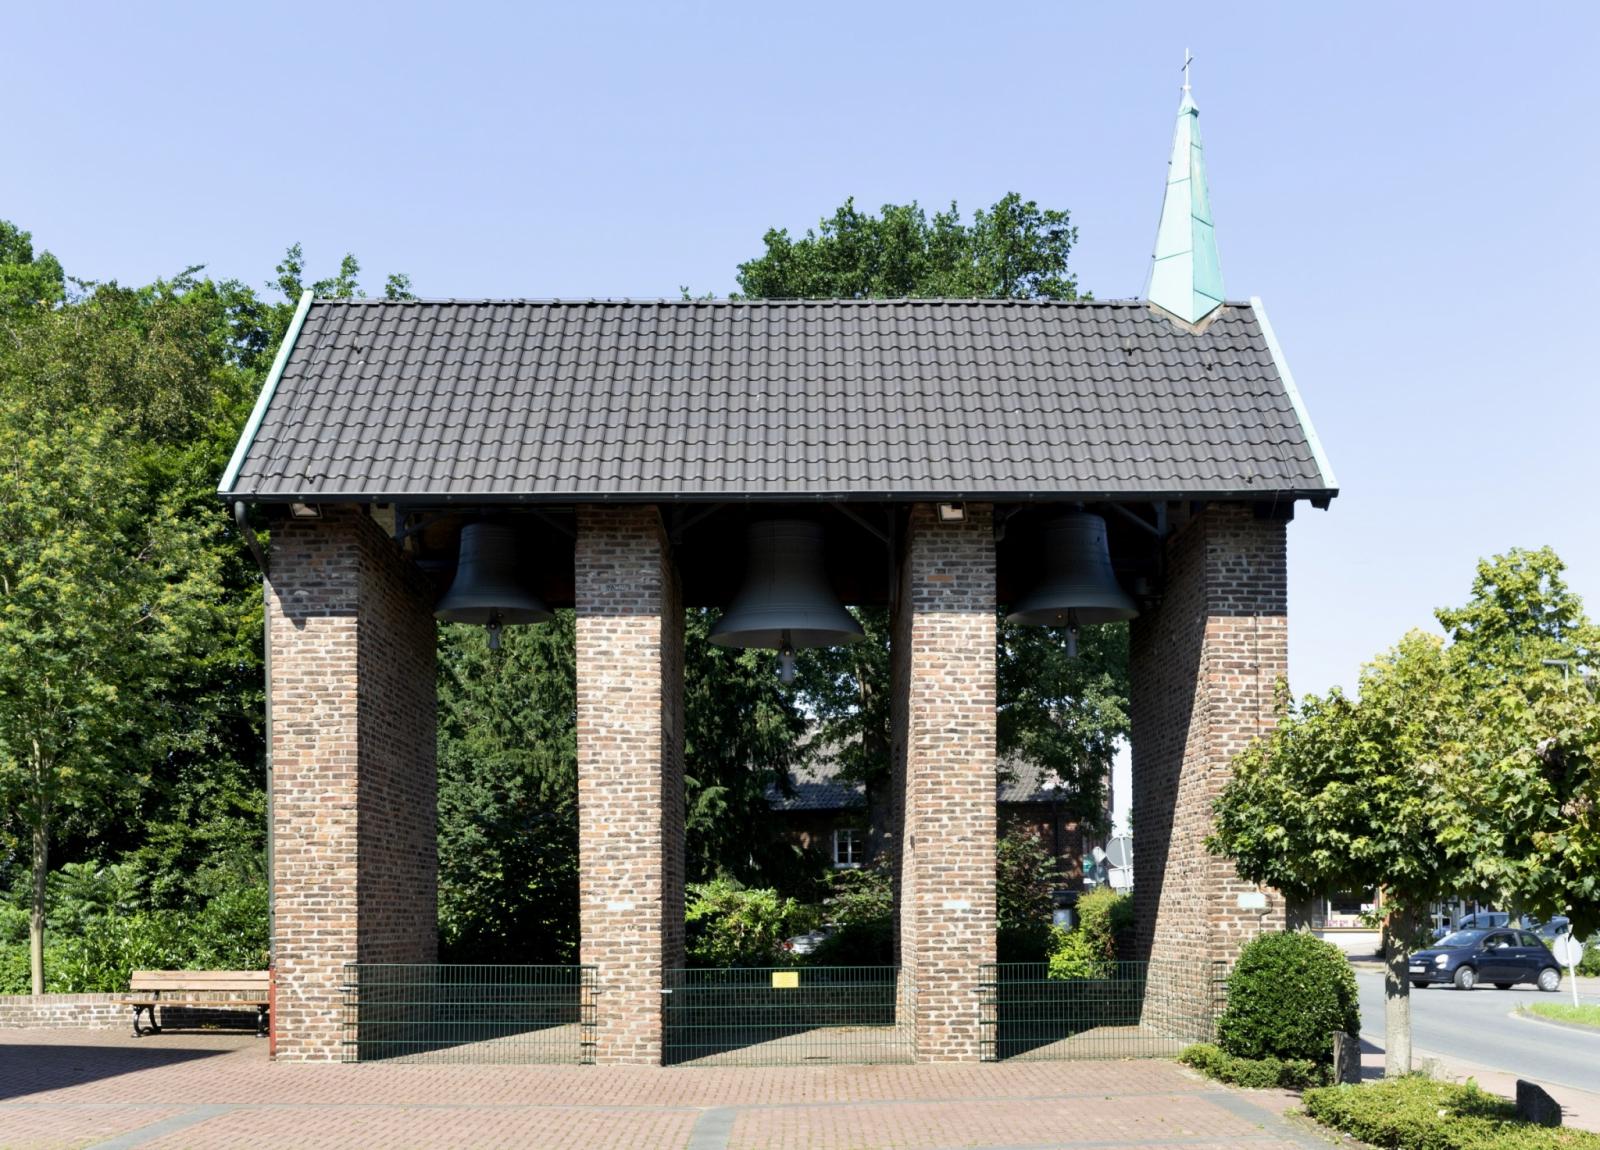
[1513,1008,1600,1037]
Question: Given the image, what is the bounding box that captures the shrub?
[1580,944,1600,978]
[996,830,1056,926]
[823,863,892,926]
[0,882,269,994]
[1303,1076,1600,1149]
[998,922,1053,964]
[1047,887,1132,980]
[685,877,817,967]
[1216,931,1358,1067]
[806,864,894,965]
[1179,1043,1325,1090]
[809,919,893,966]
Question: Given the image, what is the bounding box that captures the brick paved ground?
[0,1028,1337,1150]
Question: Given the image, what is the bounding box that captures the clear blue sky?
[8,1,1598,697]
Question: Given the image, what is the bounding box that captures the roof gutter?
[224,486,1337,507]
[218,290,314,497]
[1252,296,1339,498]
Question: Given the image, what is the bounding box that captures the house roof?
[766,756,1075,813]
[219,296,1335,504]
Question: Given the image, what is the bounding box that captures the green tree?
[436,616,580,964]
[0,220,65,318]
[683,609,811,887]
[734,194,1080,300]
[0,401,220,993]
[1208,548,1600,1075]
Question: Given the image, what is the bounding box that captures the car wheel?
[1412,981,1429,990]
[1454,965,1477,991]
[1494,983,1513,990]
[1537,967,1561,993]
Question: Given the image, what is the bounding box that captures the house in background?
[767,756,1101,883]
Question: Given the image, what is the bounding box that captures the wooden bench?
[118,971,270,1038]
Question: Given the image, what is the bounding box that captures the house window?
[832,828,863,869]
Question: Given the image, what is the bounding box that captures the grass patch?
[1523,1002,1600,1030]
[1178,1043,1326,1090]
[1303,1076,1600,1149]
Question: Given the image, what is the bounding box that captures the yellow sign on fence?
[771,971,800,989]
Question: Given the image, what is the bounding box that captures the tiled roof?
[766,756,1072,812]
[222,297,1334,502]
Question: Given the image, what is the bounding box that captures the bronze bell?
[1007,511,1138,653]
[709,519,864,681]
[435,522,552,647]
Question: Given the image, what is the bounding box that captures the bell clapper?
[487,614,503,651]
[778,630,797,685]
[1067,608,1079,659]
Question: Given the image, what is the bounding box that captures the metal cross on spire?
[1182,48,1193,95]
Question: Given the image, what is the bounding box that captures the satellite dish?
[1106,835,1133,870]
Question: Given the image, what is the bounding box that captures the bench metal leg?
[131,1004,162,1037]
[256,1005,269,1038]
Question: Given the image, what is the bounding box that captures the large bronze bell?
[1007,511,1138,653]
[435,522,552,647]
[710,519,864,681]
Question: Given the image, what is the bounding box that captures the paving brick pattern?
[0,1029,1333,1149]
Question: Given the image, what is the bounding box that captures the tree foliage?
[1208,547,1600,1070]
[436,616,580,965]
[1211,547,1600,934]
[0,223,409,991]
[735,194,1080,301]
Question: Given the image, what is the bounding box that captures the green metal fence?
[342,964,595,1064]
[979,961,1227,1061]
[663,966,911,1066]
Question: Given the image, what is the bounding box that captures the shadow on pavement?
[0,1044,229,1101]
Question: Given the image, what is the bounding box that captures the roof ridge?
[305,296,1233,309]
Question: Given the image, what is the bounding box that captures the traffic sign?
[1553,934,1585,968]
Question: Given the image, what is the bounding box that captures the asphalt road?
[1355,969,1600,1093]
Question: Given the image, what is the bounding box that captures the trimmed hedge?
[1179,1043,1326,1090]
[1303,1076,1600,1149]
[1216,931,1358,1066]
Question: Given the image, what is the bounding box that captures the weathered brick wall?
[1130,503,1288,1022]
[268,509,437,1061]
[575,506,684,1064]
[0,995,125,1029]
[895,503,997,1061]
[0,996,264,1032]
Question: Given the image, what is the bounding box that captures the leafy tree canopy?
[734,193,1081,301]
[0,221,65,317]
[1208,547,1600,1072]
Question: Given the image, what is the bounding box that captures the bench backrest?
[129,970,269,994]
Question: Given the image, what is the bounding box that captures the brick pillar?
[1130,503,1288,1027]
[575,506,685,1064]
[893,503,997,1061]
[267,509,437,1061]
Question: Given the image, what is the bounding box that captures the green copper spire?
[1147,53,1225,326]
